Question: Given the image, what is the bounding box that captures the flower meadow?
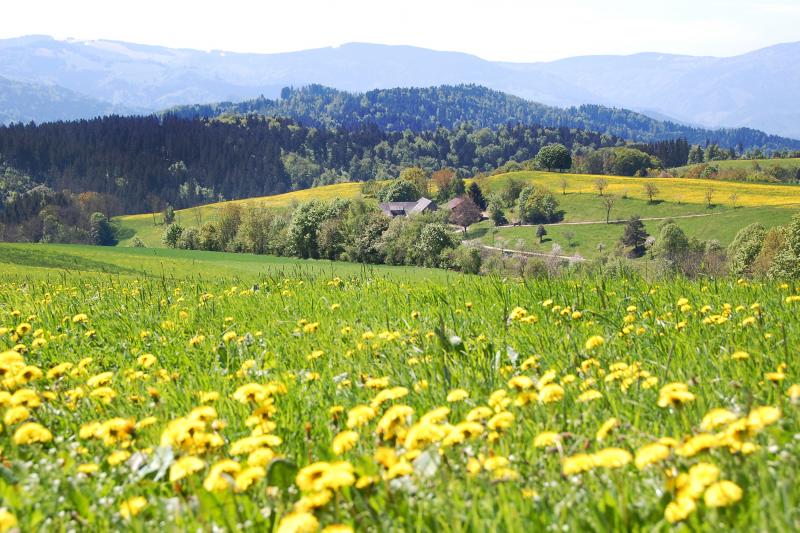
[0,272,799,532]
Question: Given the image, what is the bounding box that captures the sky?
[1,0,798,62]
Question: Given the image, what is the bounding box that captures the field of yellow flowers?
[0,272,798,531]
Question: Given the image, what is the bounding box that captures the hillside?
[166,85,799,150]
[1,36,800,137]
[671,157,800,177]
[0,114,618,217]
[116,170,800,260]
[0,76,136,124]
[464,171,800,260]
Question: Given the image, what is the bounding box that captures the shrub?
[449,246,482,274]
[517,186,560,224]
[129,236,145,248]
[161,223,184,248]
[416,223,457,267]
[727,223,767,277]
[178,226,200,250]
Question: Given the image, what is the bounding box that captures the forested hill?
[166,85,800,151]
[0,115,619,216]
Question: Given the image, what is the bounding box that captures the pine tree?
[620,216,648,257]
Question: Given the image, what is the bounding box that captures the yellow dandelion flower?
[332,430,359,456]
[634,443,670,470]
[119,496,147,519]
[664,496,696,524]
[593,448,632,468]
[13,422,52,445]
[704,480,743,508]
[533,431,560,448]
[0,509,17,532]
[276,511,319,533]
[584,335,604,351]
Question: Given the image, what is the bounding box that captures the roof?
[444,197,465,210]
[379,197,437,217]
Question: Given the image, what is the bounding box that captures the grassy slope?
[469,171,800,258]
[671,157,800,175]
[115,169,800,259]
[0,243,454,282]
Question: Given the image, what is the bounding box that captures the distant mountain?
[166,85,800,151]
[0,75,135,123]
[0,35,798,138]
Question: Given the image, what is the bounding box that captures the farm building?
[379,197,437,217]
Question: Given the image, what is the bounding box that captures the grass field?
[469,171,800,258]
[0,263,798,530]
[672,158,800,176]
[470,205,797,259]
[0,243,453,282]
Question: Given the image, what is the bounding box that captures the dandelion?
[593,448,632,468]
[234,465,266,492]
[584,335,605,351]
[169,456,206,482]
[533,431,560,448]
[0,509,16,532]
[119,496,147,519]
[203,460,241,492]
[577,389,602,403]
[634,443,670,470]
[13,422,52,445]
[346,405,376,428]
[538,383,564,404]
[704,480,743,508]
[276,511,319,533]
[332,430,359,455]
[657,383,695,408]
[664,496,696,524]
[596,418,620,441]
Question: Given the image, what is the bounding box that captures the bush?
[517,186,560,224]
[449,246,482,274]
[178,226,200,250]
[416,223,457,267]
[727,223,766,277]
[162,223,184,248]
[129,236,145,248]
[653,223,689,264]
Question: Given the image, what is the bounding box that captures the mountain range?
[0,35,798,139]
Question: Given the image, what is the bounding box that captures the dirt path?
[463,241,586,262]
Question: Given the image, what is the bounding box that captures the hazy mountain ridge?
[0,75,137,123]
[0,35,798,138]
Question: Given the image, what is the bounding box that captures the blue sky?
[1,0,798,61]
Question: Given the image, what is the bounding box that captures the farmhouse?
[379,197,437,217]
[443,197,465,211]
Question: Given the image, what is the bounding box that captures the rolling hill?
[115,170,800,257]
[0,75,136,123]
